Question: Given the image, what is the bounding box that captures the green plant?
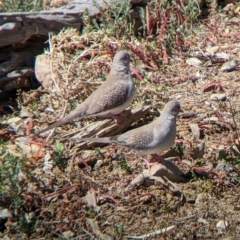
[115,223,124,239]
[118,155,131,173]
[0,138,5,145]
[171,142,184,158]
[197,178,213,194]
[216,101,240,168]
[0,153,26,196]
[95,147,105,160]
[0,0,44,12]
[53,141,67,170]
[18,213,37,235]
[31,100,38,111]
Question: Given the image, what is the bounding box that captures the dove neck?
[160,113,176,123]
[111,63,130,75]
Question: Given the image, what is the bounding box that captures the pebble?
[216,220,228,230]
[233,205,240,211]
[221,60,237,72]
[210,93,227,101]
[198,217,209,225]
[94,160,104,170]
[186,57,203,67]
[215,162,233,172]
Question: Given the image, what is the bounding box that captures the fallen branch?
[63,105,152,150]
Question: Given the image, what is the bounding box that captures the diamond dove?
[72,100,181,164]
[37,50,135,135]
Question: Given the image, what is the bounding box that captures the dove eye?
[175,105,181,111]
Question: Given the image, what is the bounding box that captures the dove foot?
[105,113,120,123]
[150,153,166,165]
[141,154,166,169]
[141,158,156,170]
[106,110,129,123]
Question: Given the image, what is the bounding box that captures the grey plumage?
[37,50,135,135]
[72,100,181,155]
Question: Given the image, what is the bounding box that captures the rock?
[180,111,197,118]
[94,160,104,170]
[216,220,228,230]
[20,106,33,118]
[191,142,205,159]
[214,162,233,172]
[210,93,226,101]
[62,230,74,240]
[233,205,240,211]
[186,57,203,67]
[215,52,229,61]
[0,209,12,219]
[150,161,186,183]
[35,54,52,88]
[221,60,237,72]
[198,217,209,225]
[189,123,200,140]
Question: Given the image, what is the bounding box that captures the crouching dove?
[37,50,135,135]
[72,100,181,165]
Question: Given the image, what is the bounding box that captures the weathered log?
[0,0,123,48]
[61,105,152,151]
[0,0,132,93]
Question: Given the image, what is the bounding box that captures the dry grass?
[1,1,240,239]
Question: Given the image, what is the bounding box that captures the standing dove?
[72,100,181,164]
[37,50,135,135]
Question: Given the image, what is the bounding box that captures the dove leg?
[141,158,155,170]
[150,153,166,165]
[141,154,166,169]
[107,113,120,123]
[106,110,129,123]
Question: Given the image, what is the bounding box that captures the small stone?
[233,205,240,211]
[198,217,209,225]
[221,60,237,72]
[111,153,119,160]
[215,162,233,172]
[192,142,205,159]
[3,236,10,240]
[180,111,197,118]
[20,107,32,118]
[35,54,52,88]
[210,93,226,101]
[144,99,152,105]
[216,220,228,230]
[0,209,12,219]
[216,52,229,61]
[208,117,219,122]
[94,160,104,170]
[186,57,203,67]
[62,230,74,240]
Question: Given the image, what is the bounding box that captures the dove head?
[111,50,131,75]
[162,100,181,117]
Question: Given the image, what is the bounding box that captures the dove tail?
[36,104,86,135]
[72,137,113,144]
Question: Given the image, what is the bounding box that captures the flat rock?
[210,93,227,101]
